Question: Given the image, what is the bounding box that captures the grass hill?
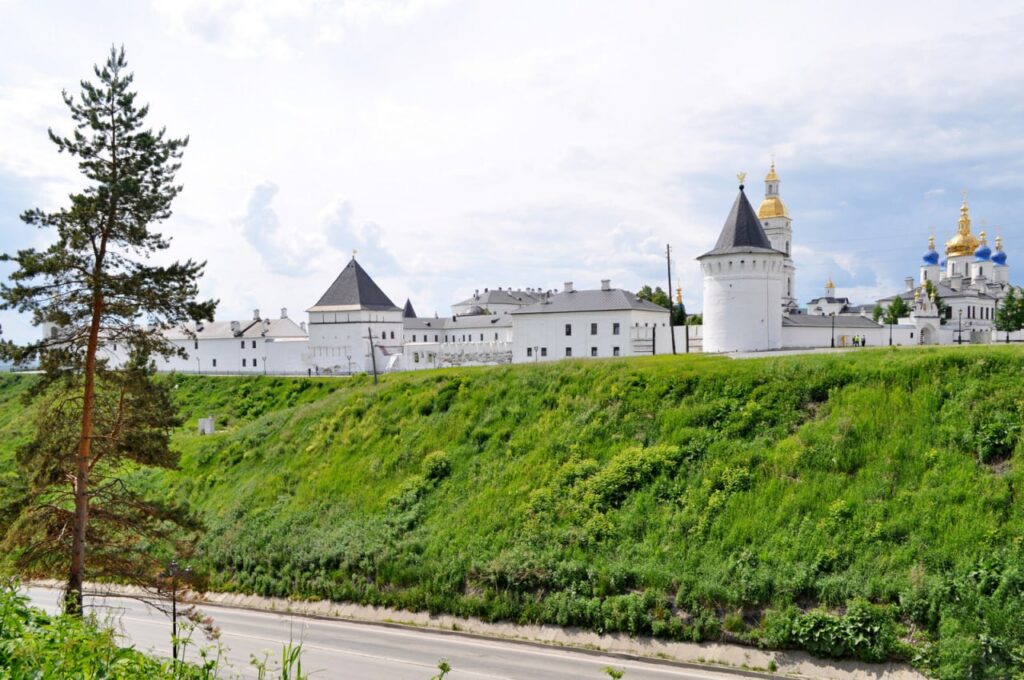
[2,347,1024,679]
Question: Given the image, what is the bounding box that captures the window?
[251,340,256,349]
[613,346,620,356]
[242,359,247,367]
[390,331,395,339]
[253,358,258,367]
[527,347,533,357]
[480,333,483,341]
[194,340,198,350]
[612,323,620,335]
[591,347,598,357]
[590,322,597,335]
[413,334,417,342]
[435,334,439,342]
[240,340,245,348]
[494,332,498,340]
[212,358,217,368]
[565,323,572,336]
[565,347,572,357]
[541,347,548,357]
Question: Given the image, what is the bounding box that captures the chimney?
[949,274,963,291]
[564,281,574,293]
[300,321,307,333]
[280,307,288,319]
[600,279,611,291]
[904,277,914,292]
[230,320,241,335]
[253,308,260,320]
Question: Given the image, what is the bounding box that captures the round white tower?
[757,162,796,309]
[698,175,786,353]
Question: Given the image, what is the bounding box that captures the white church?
[92,163,1017,375]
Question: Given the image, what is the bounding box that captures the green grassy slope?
[3,348,1024,678]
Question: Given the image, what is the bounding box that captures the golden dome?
[757,196,789,219]
[945,197,979,257]
[825,277,835,290]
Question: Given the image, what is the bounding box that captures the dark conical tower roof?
[403,298,417,318]
[698,183,783,258]
[309,257,400,311]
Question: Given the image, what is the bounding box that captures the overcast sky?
[3,0,1024,342]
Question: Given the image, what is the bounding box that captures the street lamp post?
[162,559,192,661]
[830,312,836,348]
[889,317,893,346]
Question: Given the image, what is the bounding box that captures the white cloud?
[3,1,1024,342]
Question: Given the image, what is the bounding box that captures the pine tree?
[0,47,216,615]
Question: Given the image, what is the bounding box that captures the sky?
[3,0,1024,343]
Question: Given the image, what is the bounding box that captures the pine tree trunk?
[67,294,102,616]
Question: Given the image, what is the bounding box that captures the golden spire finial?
[979,230,987,245]
[996,235,1003,250]
[675,286,682,304]
[928,234,935,250]
[914,288,921,302]
[826,276,835,290]
[352,249,358,259]
[765,158,779,182]
[737,171,747,187]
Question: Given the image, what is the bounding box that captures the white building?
[97,309,310,374]
[698,175,786,353]
[877,197,1013,344]
[510,280,670,362]
[451,288,545,316]
[158,309,308,374]
[401,307,514,370]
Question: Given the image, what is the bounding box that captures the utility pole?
[830,312,836,348]
[367,329,379,384]
[666,244,676,355]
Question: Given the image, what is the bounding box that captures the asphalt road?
[26,588,757,680]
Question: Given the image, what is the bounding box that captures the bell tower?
[757,162,796,309]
